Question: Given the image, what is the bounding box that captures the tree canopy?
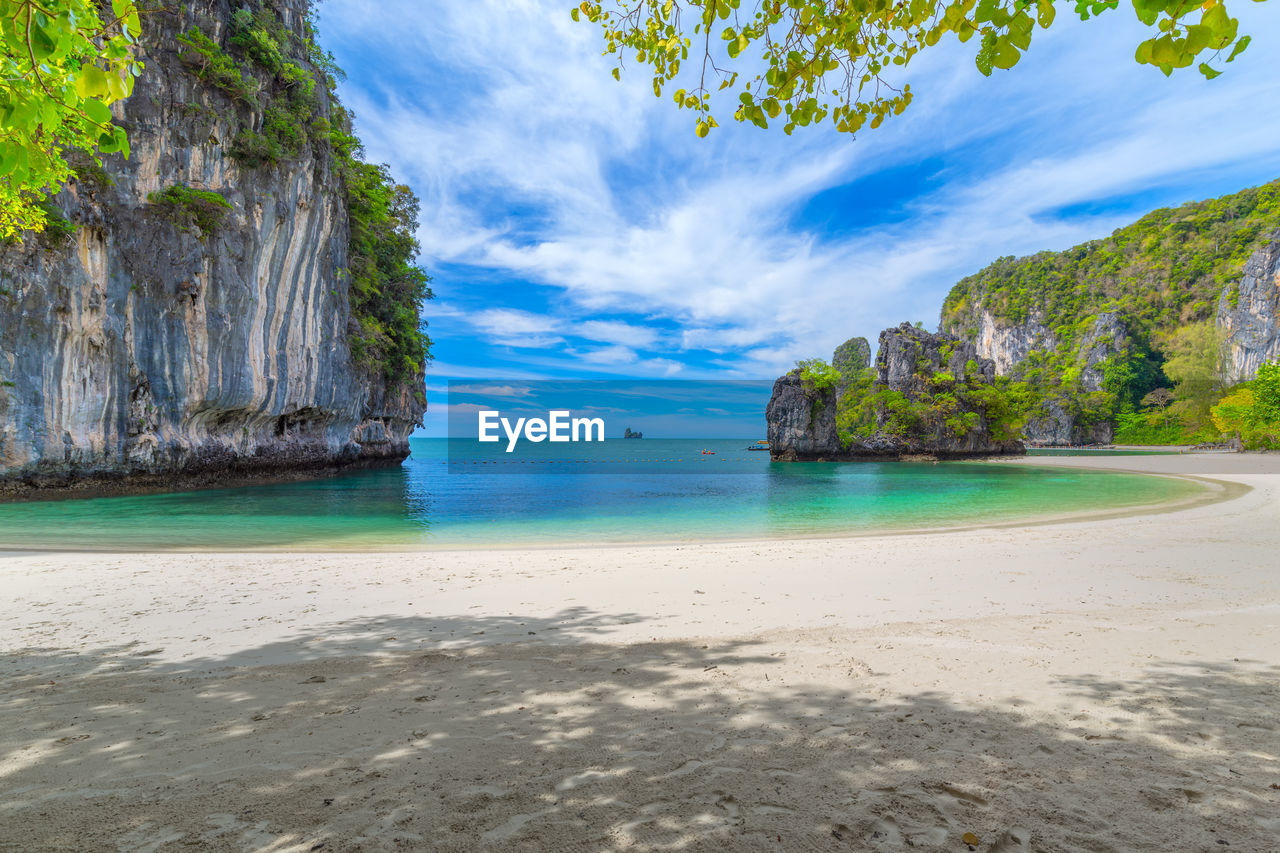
[0,0,142,238]
[573,0,1259,137]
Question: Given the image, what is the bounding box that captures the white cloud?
[575,320,661,349]
[579,345,638,365]
[447,383,535,398]
[321,0,1280,378]
[469,308,560,337]
[642,358,686,377]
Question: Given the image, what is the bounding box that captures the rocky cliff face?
[1218,230,1280,385]
[0,0,425,494]
[969,309,1056,376]
[765,371,841,460]
[941,308,1127,445]
[767,324,1025,461]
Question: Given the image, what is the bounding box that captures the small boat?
[746,439,770,451]
[701,449,716,455]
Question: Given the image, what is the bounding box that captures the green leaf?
[1150,34,1176,64]
[975,45,995,75]
[1037,0,1056,27]
[83,98,113,126]
[1131,0,1165,27]
[695,120,709,137]
[30,22,57,59]
[1226,34,1251,61]
[1198,61,1221,79]
[1184,24,1211,53]
[992,38,1020,69]
[77,65,111,99]
[1202,2,1229,30]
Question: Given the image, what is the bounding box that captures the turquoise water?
[0,438,1203,550]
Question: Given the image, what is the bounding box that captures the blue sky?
[314,1,1280,437]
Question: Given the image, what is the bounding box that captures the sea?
[0,439,1200,550]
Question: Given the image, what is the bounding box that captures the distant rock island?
[767,326,1026,461]
[623,427,643,439]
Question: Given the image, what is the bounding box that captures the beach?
[2,453,1278,852]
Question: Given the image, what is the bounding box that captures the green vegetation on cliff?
[943,181,1280,334]
[333,109,434,384]
[831,363,1029,448]
[171,2,431,384]
[1210,361,1280,448]
[146,185,233,235]
[941,180,1280,443]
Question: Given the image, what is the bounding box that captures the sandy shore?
[2,453,1279,851]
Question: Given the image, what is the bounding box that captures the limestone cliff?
[1217,231,1280,385]
[0,0,425,494]
[942,309,1127,445]
[767,324,1025,461]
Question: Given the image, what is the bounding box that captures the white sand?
[2,453,1279,851]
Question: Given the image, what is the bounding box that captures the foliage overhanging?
[573,0,1260,138]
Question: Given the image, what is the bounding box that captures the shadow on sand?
[2,607,1278,851]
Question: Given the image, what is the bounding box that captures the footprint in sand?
[555,769,620,791]
[987,826,1033,851]
[661,758,705,778]
[868,815,904,845]
[933,782,989,806]
[750,804,795,816]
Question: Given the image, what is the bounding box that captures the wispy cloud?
[319,0,1280,383]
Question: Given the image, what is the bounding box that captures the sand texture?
[2,453,1279,851]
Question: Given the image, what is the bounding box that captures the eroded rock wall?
[1217,231,1280,385]
[0,0,425,493]
[942,308,1127,446]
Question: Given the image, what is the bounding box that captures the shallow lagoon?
[0,439,1203,550]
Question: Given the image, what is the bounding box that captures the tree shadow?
[2,611,1278,852]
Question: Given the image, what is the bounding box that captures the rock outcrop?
[1218,230,1280,385]
[832,336,871,375]
[0,1,425,495]
[765,371,841,459]
[767,324,1025,461]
